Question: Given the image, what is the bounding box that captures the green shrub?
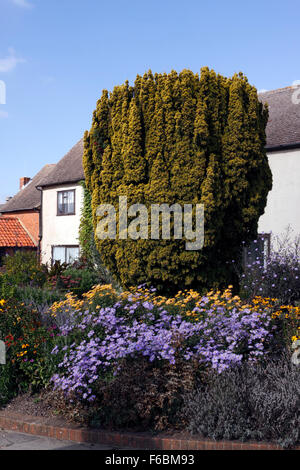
[0,256,62,303]
[46,260,69,278]
[48,261,100,298]
[2,251,47,288]
[61,266,99,297]
[79,181,117,286]
[0,273,17,300]
[83,68,272,294]
[47,257,113,298]
[14,285,63,306]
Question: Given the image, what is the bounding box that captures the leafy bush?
[0,252,63,305]
[78,181,128,289]
[14,285,63,307]
[0,273,17,299]
[183,352,300,448]
[83,68,272,294]
[92,357,197,431]
[47,260,69,278]
[60,266,99,298]
[3,251,47,288]
[0,251,51,301]
[48,259,107,298]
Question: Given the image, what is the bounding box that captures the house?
[19,85,300,267]
[258,86,300,249]
[0,165,55,264]
[0,217,37,264]
[38,139,85,266]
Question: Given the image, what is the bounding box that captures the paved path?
[0,429,131,450]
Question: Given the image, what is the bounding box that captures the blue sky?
[0,0,299,203]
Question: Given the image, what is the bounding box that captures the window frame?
[51,245,80,265]
[57,189,76,216]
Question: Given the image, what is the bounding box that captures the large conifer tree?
[83,68,272,293]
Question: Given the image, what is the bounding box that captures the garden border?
[0,410,299,450]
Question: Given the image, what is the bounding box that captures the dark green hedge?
[83,68,272,293]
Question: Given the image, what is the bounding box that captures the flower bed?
[1,283,299,446]
[49,285,276,403]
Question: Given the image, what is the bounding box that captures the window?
[52,246,80,265]
[57,190,75,215]
[243,233,271,269]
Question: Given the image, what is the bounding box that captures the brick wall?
[3,211,39,244]
[0,410,299,450]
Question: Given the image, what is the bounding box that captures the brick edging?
[0,410,298,450]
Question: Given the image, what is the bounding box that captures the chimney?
[20,177,31,190]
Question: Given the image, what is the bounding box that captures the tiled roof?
[259,86,300,150]
[0,217,37,247]
[39,139,85,187]
[0,164,56,213]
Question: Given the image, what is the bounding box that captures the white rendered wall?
[41,183,83,265]
[258,148,300,246]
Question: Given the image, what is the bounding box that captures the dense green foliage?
[78,181,120,287]
[59,265,99,298]
[0,251,101,303]
[83,68,272,293]
[3,251,47,287]
[0,251,48,300]
[78,180,95,265]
